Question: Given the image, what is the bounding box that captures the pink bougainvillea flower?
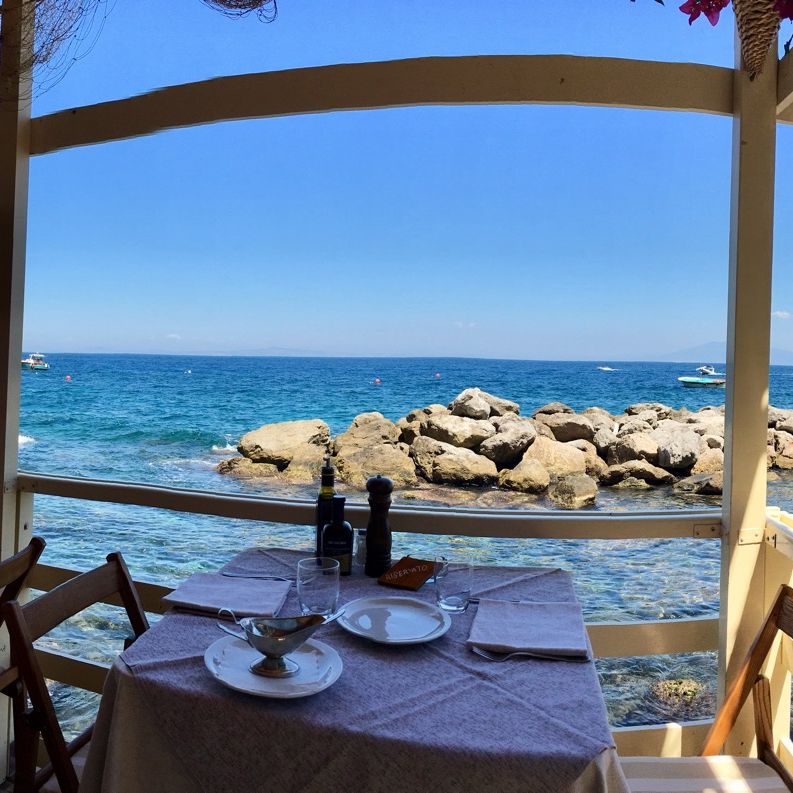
[776,0,793,20]
[679,0,729,25]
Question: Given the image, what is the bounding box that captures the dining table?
[79,547,630,793]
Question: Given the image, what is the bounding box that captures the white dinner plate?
[337,596,452,645]
[204,636,342,698]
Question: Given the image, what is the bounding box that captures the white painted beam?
[29,56,734,156]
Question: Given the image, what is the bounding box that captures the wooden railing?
[12,471,732,755]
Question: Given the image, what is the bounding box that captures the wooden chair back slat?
[700,586,787,756]
[3,551,149,793]
[777,595,793,640]
[0,537,45,609]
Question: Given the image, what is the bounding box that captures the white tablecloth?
[80,548,630,793]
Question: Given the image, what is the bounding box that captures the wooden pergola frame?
[3,0,793,772]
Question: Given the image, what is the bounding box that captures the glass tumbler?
[297,557,340,616]
[434,556,473,613]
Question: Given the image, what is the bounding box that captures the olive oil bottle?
[315,456,335,557]
[322,495,353,575]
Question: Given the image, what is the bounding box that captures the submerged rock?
[548,474,597,509]
[217,457,279,478]
[600,460,675,487]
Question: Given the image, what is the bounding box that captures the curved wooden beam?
[30,55,734,155]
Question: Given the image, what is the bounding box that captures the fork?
[220,572,293,582]
[471,646,590,664]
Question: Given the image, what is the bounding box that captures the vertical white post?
[0,0,32,779]
[720,40,778,754]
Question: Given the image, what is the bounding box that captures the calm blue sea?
[20,354,793,728]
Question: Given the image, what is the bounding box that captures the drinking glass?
[297,557,340,616]
[434,556,473,613]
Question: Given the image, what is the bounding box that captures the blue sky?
[21,1,793,359]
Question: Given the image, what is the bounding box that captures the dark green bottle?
[322,495,353,575]
[315,456,335,557]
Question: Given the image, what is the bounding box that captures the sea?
[20,354,793,731]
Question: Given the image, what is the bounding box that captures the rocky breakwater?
[217,388,793,509]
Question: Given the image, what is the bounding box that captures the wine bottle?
[322,495,353,576]
[315,456,335,557]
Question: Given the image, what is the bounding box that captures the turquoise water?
[19,354,793,728]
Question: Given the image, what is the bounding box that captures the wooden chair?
[3,551,149,793]
[621,583,793,793]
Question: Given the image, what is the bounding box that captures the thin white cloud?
[772,310,791,320]
[166,333,182,340]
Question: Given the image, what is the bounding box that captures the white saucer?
[337,596,452,645]
[204,636,342,698]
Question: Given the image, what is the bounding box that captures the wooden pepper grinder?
[365,474,393,577]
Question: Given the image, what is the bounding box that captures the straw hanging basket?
[733,0,780,76]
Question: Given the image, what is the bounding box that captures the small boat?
[678,376,725,388]
[20,353,49,371]
[696,365,724,376]
[597,366,618,372]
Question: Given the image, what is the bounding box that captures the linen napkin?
[467,599,590,660]
[162,573,291,617]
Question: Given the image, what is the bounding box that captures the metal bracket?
[738,527,764,545]
[693,523,722,538]
[766,532,778,549]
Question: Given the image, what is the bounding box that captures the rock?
[773,430,793,452]
[424,414,495,450]
[406,404,448,422]
[702,434,724,450]
[429,445,499,487]
[533,402,574,417]
[768,470,780,482]
[688,417,725,437]
[548,474,597,509]
[282,446,327,483]
[777,417,793,435]
[633,410,659,428]
[651,679,703,706]
[334,412,400,453]
[769,406,792,427]
[523,436,587,479]
[617,418,653,437]
[593,428,618,456]
[450,388,519,418]
[530,419,556,440]
[448,390,491,420]
[409,436,447,479]
[398,420,422,445]
[586,454,609,479]
[627,402,673,419]
[612,476,651,490]
[535,413,595,443]
[335,444,417,489]
[652,426,700,470]
[691,448,724,475]
[584,413,616,433]
[700,471,723,495]
[238,419,330,469]
[600,459,675,486]
[776,445,793,470]
[674,473,712,493]
[217,457,279,478]
[478,419,537,468]
[499,458,550,493]
[607,433,659,466]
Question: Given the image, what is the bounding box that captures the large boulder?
[522,436,587,479]
[416,442,498,486]
[675,471,723,495]
[691,448,724,475]
[607,433,658,466]
[617,418,653,437]
[450,388,519,418]
[533,402,574,417]
[535,413,595,443]
[406,404,448,422]
[335,444,417,489]
[627,402,673,420]
[238,419,330,469]
[548,475,597,509]
[769,406,793,427]
[600,459,675,487]
[478,418,537,469]
[424,414,495,450]
[593,428,618,456]
[283,446,328,483]
[334,412,399,453]
[652,426,700,470]
[498,458,550,493]
[581,409,616,434]
[396,417,422,445]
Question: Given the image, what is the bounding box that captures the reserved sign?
[378,557,435,591]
